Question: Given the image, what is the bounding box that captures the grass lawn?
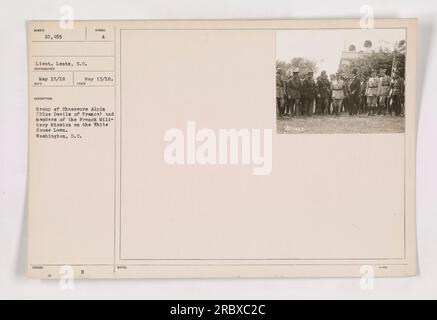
[277,114,405,134]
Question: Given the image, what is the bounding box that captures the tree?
[276,57,318,77]
[347,47,405,78]
[290,57,318,75]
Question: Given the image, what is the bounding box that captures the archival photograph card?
[27,19,417,279]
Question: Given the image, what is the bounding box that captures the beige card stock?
[27,19,417,279]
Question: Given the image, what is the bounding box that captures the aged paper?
[27,19,417,279]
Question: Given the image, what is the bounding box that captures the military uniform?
[316,76,331,114]
[378,74,392,114]
[286,75,302,116]
[331,78,345,115]
[343,77,350,114]
[390,76,405,116]
[348,75,361,116]
[276,73,285,117]
[366,75,380,115]
[302,75,316,116]
[360,79,368,113]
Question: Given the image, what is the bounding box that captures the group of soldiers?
[276,67,405,118]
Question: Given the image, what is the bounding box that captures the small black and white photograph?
[276,28,406,134]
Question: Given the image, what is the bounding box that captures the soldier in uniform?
[366,69,380,116]
[331,73,346,116]
[302,71,316,116]
[329,74,336,114]
[390,71,405,116]
[287,69,302,117]
[283,71,292,117]
[342,74,350,114]
[348,69,361,116]
[315,74,322,114]
[378,68,392,115]
[359,75,368,114]
[316,71,331,115]
[276,69,285,118]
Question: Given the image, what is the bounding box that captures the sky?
[276,28,406,76]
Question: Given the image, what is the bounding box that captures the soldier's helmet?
[293,68,300,74]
